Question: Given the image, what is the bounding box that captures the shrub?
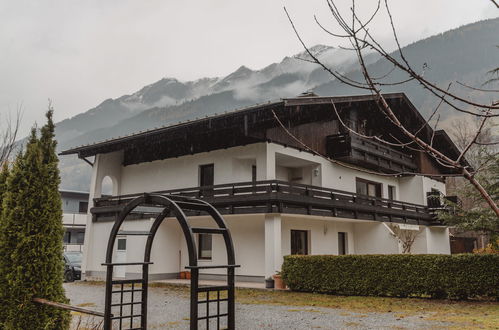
[474,241,499,254]
[281,254,499,300]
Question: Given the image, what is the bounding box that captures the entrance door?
[115,237,127,278]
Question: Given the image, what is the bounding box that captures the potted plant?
[265,276,274,289]
[273,271,285,290]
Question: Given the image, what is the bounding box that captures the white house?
[61,190,89,252]
[60,93,464,283]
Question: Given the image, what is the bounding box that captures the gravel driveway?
[65,282,452,329]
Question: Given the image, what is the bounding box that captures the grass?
[232,288,499,329]
[73,281,499,329]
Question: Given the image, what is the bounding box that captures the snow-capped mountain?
[57,18,499,190]
[56,45,354,146]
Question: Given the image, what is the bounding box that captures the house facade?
[61,93,463,282]
[61,190,89,252]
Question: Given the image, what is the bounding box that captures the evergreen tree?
[0,161,10,325]
[0,109,70,329]
[439,153,499,248]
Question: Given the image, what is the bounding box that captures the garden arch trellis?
[102,193,238,330]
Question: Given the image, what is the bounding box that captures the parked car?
[63,251,82,282]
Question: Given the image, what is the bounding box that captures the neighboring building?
[60,93,465,282]
[61,190,89,252]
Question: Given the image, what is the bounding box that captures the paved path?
[65,282,452,329]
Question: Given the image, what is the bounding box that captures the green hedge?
[281,254,499,300]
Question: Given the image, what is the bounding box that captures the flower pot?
[185,271,191,279]
[179,271,186,279]
[265,278,275,289]
[273,274,285,290]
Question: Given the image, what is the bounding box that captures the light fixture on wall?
[313,168,320,177]
[323,223,328,235]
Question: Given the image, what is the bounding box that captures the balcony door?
[199,164,214,196]
[291,230,309,255]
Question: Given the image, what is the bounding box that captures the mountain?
[57,18,499,191]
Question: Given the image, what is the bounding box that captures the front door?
[115,237,127,278]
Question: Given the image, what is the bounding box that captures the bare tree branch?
[284,0,499,216]
[0,107,23,166]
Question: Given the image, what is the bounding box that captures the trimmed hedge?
[281,254,499,300]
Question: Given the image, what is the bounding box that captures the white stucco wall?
[426,227,451,254]
[353,222,399,254]
[119,144,265,194]
[281,216,355,256]
[82,142,452,279]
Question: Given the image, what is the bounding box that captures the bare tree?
[283,0,499,216]
[0,108,22,166]
[386,224,421,254]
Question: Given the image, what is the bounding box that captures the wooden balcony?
[92,180,438,225]
[326,132,417,174]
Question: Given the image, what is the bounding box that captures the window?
[356,178,382,198]
[388,185,396,200]
[252,165,257,183]
[427,188,442,208]
[117,238,127,251]
[199,164,214,196]
[198,234,212,260]
[76,231,85,244]
[291,230,308,255]
[338,232,348,255]
[199,164,214,186]
[79,201,89,213]
[63,231,71,244]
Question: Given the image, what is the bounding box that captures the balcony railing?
[92,180,438,225]
[326,132,417,174]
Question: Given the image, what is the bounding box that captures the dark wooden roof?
[60,93,466,171]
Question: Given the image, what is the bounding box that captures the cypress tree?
[0,161,10,325]
[0,108,70,329]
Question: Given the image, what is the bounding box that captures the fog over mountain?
[58,18,499,191]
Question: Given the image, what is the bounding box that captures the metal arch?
[194,198,236,265]
[102,193,238,330]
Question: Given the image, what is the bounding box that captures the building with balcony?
[61,190,89,252]
[60,93,465,282]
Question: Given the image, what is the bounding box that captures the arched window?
[101,175,115,196]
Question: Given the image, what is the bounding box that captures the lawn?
[150,282,499,329]
[234,288,499,329]
[84,281,499,329]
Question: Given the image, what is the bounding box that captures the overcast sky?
[1,0,497,136]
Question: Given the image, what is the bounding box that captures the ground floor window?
[63,229,85,244]
[338,232,348,255]
[291,230,309,255]
[198,234,212,260]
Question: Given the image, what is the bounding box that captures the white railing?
[63,244,84,252]
[62,213,87,226]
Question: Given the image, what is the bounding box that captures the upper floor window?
[388,185,396,200]
[199,164,214,196]
[78,201,89,213]
[199,164,214,186]
[356,178,382,198]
